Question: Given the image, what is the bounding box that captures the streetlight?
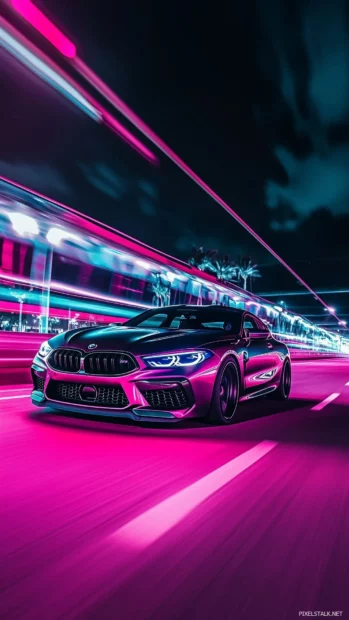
[42,227,84,333]
[6,211,41,331]
[11,292,26,332]
[46,227,82,246]
[8,212,39,236]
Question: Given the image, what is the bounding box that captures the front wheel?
[270,359,291,400]
[208,359,240,425]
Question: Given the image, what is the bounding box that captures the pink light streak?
[113,441,277,549]
[73,59,346,330]
[11,0,76,58]
[102,111,158,165]
[0,18,157,163]
[0,394,29,400]
[0,358,33,363]
[0,299,127,323]
[0,272,150,310]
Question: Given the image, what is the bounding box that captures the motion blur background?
[1,0,349,342]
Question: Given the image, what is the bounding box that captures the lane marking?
[0,394,30,401]
[311,393,340,411]
[112,440,277,549]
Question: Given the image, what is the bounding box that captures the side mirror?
[243,328,250,340]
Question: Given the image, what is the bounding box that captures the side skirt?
[239,385,277,402]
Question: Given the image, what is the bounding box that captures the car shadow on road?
[29,396,308,431]
[28,394,349,451]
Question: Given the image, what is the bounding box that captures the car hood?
[50,326,232,355]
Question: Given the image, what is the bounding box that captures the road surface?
[1,359,349,620]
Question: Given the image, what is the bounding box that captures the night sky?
[1,0,349,327]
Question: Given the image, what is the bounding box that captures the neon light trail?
[0,177,348,354]
[11,0,77,58]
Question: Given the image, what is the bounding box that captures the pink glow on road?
[0,358,32,362]
[0,393,29,400]
[11,0,76,58]
[113,440,277,549]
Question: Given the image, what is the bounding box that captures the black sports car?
[31,305,291,424]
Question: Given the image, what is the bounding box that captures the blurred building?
[0,177,347,354]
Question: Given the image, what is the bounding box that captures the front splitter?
[31,393,181,422]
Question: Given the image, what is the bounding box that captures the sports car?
[31,305,291,425]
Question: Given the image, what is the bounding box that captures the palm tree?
[188,246,218,273]
[151,273,171,307]
[210,256,239,282]
[237,257,261,290]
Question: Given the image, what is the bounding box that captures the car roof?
[152,304,244,314]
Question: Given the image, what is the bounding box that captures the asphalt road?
[1,359,349,620]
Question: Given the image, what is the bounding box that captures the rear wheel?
[270,359,291,400]
[208,359,240,425]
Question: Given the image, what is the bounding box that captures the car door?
[242,313,279,394]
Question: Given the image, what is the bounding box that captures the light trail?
[259,289,349,297]
[0,17,157,163]
[11,0,76,58]
[0,272,150,310]
[72,57,347,330]
[0,394,30,401]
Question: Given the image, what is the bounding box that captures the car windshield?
[126,308,242,333]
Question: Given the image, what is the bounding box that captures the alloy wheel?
[219,364,239,420]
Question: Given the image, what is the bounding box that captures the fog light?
[31,390,45,403]
[132,409,175,419]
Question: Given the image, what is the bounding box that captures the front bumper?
[31,353,219,421]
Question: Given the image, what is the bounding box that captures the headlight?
[38,340,52,358]
[144,350,212,368]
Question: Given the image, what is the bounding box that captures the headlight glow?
[38,341,52,358]
[144,350,212,368]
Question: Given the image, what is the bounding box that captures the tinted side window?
[256,318,269,332]
[137,313,167,327]
[243,315,259,332]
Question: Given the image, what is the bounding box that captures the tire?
[270,358,291,400]
[208,358,240,425]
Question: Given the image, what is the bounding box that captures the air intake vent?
[141,386,189,410]
[47,381,129,408]
[32,372,45,392]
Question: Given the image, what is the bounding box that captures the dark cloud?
[0,162,71,196]
[262,0,349,225]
